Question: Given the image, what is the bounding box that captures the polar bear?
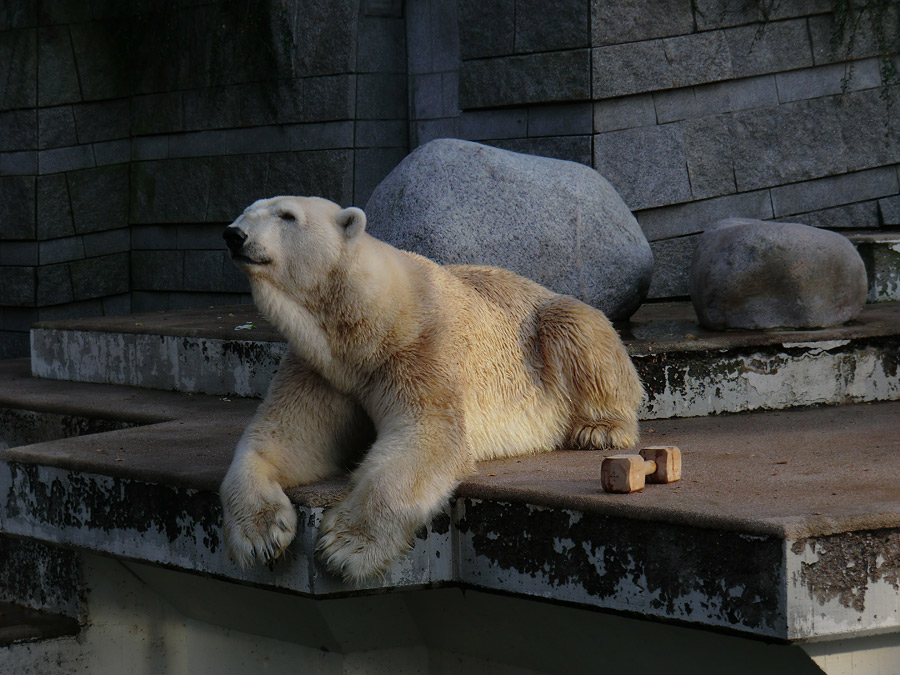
[220,196,643,582]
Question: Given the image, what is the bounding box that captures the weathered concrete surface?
[850,232,900,303]
[0,553,829,675]
[788,531,900,639]
[0,358,253,491]
[0,602,80,647]
[0,537,82,620]
[0,407,139,451]
[455,499,786,636]
[1,357,899,641]
[457,402,900,640]
[29,302,900,417]
[623,302,900,419]
[30,305,285,398]
[636,338,899,419]
[460,402,900,542]
[0,462,452,597]
[0,359,449,594]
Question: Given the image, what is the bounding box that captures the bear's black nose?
[223,226,248,255]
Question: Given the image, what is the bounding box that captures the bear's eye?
[278,211,296,222]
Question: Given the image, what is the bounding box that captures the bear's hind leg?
[537,296,643,452]
[221,351,373,567]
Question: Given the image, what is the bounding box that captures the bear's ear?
[336,207,366,238]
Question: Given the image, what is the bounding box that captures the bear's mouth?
[231,252,271,266]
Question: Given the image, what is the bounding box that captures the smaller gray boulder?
[364,139,653,321]
[690,218,868,330]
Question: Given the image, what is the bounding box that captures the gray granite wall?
[1,0,898,357]
[0,0,407,356]
[409,0,900,299]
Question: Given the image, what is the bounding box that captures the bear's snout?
[223,226,248,256]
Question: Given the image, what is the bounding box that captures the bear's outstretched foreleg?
[316,408,472,583]
[221,350,373,567]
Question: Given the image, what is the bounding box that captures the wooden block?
[601,454,646,493]
[640,446,682,484]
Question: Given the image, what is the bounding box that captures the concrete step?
[0,536,83,636]
[0,537,81,666]
[0,602,79,647]
[29,301,900,419]
[1,358,898,647]
[31,305,283,400]
[849,231,900,303]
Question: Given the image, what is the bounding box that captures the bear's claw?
[222,486,298,568]
[316,505,405,584]
[570,418,638,451]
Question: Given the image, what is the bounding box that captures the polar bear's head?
[223,196,367,294]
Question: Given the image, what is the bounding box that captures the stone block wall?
[409,0,900,300]
[1,0,899,358]
[0,0,407,356]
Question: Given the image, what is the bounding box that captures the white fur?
[220,196,643,582]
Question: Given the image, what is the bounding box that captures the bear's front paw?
[316,504,411,584]
[222,481,298,568]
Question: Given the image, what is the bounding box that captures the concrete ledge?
[849,232,900,303]
[29,305,284,398]
[0,602,80,647]
[0,536,82,620]
[29,302,900,417]
[625,302,900,419]
[1,359,898,642]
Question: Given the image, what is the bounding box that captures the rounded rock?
[690,218,868,330]
[364,139,654,321]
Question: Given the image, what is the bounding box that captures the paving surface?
[32,305,279,342]
[4,358,899,536]
[0,359,254,492]
[621,300,900,354]
[461,402,900,539]
[3,352,900,640]
[30,301,900,356]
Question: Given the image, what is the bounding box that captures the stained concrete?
[6,357,900,539]
[31,305,278,342]
[1,356,899,640]
[28,303,900,419]
[459,402,900,540]
[0,553,829,675]
[850,231,900,303]
[0,602,79,646]
[622,300,899,352]
[30,300,900,357]
[0,358,253,492]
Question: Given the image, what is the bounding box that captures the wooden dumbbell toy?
[601,446,682,494]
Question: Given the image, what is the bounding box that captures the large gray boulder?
[690,218,868,330]
[364,139,653,321]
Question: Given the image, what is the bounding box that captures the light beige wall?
[0,552,843,674]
